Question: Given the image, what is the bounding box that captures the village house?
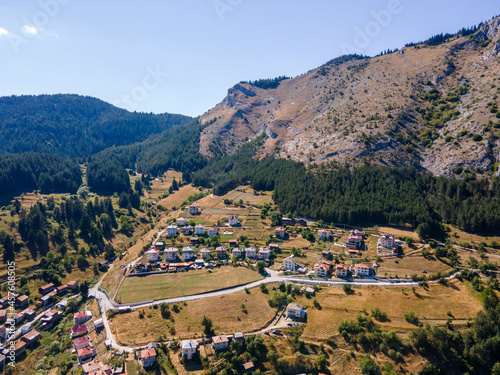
[314,260,333,277]
[134,262,150,273]
[39,283,55,295]
[139,347,157,368]
[275,226,286,238]
[94,318,104,330]
[40,309,62,330]
[345,235,363,250]
[190,237,199,245]
[181,339,198,360]
[14,312,25,325]
[182,226,193,235]
[15,295,29,309]
[318,229,331,240]
[232,248,245,258]
[228,215,239,226]
[188,204,199,215]
[286,303,306,320]
[216,246,227,258]
[200,248,212,259]
[212,335,229,350]
[229,239,238,247]
[0,310,6,324]
[56,285,68,295]
[195,224,205,235]
[22,305,37,321]
[155,242,165,251]
[71,324,88,338]
[282,255,299,272]
[73,336,90,350]
[68,280,78,291]
[164,247,179,261]
[335,264,350,278]
[378,234,395,249]
[146,249,160,262]
[176,217,188,227]
[233,332,245,342]
[167,224,178,236]
[296,218,307,226]
[14,341,26,358]
[258,247,271,260]
[243,361,255,373]
[208,227,219,237]
[74,311,93,325]
[281,217,294,226]
[21,329,41,347]
[269,244,280,252]
[77,345,97,362]
[245,247,257,258]
[354,263,372,277]
[82,361,112,375]
[182,246,195,260]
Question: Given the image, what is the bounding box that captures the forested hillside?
[0,152,82,196]
[0,94,191,157]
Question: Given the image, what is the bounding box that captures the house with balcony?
[229,215,239,226]
[216,246,227,258]
[200,248,212,259]
[354,263,372,276]
[176,217,187,227]
[275,227,286,238]
[146,249,160,262]
[195,224,205,235]
[182,339,198,360]
[378,234,395,249]
[167,225,178,236]
[188,204,199,215]
[314,260,332,277]
[318,229,331,240]
[246,247,257,258]
[164,248,179,261]
[258,247,271,260]
[182,247,195,260]
[208,227,219,237]
[212,335,229,350]
[335,264,350,278]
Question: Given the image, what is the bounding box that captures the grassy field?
[376,253,453,278]
[157,185,201,210]
[296,279,483,341]
[117,266,263,303]
[110,288,276,345]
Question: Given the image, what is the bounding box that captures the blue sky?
[0,1,498,117]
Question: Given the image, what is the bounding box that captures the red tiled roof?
[141,348,156,358]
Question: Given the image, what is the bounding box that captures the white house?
[176,217,187,227]
[246,247,257,259]
[286,303,304,319]
[139,348,157,368]
[275,227,286,238]
[229,215,239,226]
[208,227,218,237]
[354,263,372,276]
[167,225,178,236]
[283,255,299,272]
[216,246,227,258]
[378,234,395,249]
[146,249,159,262]
[258,247,271,260]
[314,260,332,277]
[195,224,205,236]
[182,247,195,260]
[318,229,331,240]
[212,335,229,350]
[188,204,199,215]
[200,248,212,259]
[232,248,245,258]
[164,248,178,261]
[181,340,198,360]
[335,264,350,278]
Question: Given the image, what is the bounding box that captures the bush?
[342,284,354,295]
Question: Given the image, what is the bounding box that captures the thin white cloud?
[23,25,37,35]
[0,27,8,36]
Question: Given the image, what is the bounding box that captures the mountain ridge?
[199,16,500,179]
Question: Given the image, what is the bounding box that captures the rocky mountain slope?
[200,17,500,178]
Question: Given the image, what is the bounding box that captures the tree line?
[0,152,82,196]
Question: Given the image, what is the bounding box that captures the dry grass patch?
[377,254,452,278]
[110,288,276,345]
[157,185,201,210]
[377,226,419,240]
[297,279,482,341]
[117,266,262,303]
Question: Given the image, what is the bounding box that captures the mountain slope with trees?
[0,94,192,157]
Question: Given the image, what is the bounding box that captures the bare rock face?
[199,17,500,179]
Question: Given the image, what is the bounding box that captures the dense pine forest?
[0,152,82,196]
[0,94,191,157]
